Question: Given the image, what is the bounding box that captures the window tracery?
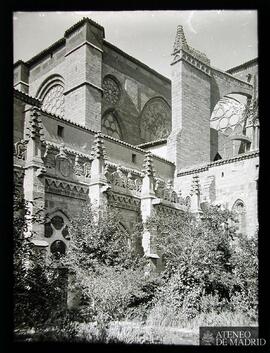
[44,211,70,257]
[103,76,121,105]
[42,85,65,118]
[210,96,247,137]
[140,97,171,142]
[101,112,122,140]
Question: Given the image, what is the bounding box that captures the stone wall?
[21,19,171,146]
[174,152,259,237]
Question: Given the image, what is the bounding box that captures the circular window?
[50,240,66,257]
[103,76,121,105]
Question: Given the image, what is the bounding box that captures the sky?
[13,11,258,79]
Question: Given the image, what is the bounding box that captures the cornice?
[137,139,167,149]
[226,58,258,74]
[103,40,171,84]
[64,17,105,37]
[14,89,42,107]
[177,150,259,177]
[211,67,253,88]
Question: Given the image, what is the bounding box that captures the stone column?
[140,152,160,272]
[23,108,47,243]
[190,175,202,218]
[88,132,110,219]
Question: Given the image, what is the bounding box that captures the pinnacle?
[172,25,189,54]
[191,174,201,195]
[143,152,155,177]
[91,132,107,160]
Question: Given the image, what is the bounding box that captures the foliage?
[62,203,158,324]
[14,186,66,331]
[145,204,258,324]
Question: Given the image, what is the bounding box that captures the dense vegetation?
[14,190,258,343]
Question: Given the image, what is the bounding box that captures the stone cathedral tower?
[167,25,211,170]
[13,18,259,261]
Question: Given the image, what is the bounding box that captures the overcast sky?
[13,11,257,79]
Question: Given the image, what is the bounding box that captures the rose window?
[103,77,121,105]
[44,213,70,257]
[210,96,247,136]
[101,113,122,140]
[140,98,171,142]
[42,85,65,118]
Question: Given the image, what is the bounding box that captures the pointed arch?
[101,109,123,140]
[232,199,246,235]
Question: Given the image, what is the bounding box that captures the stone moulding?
[154,203,185,216]
[39,109,175,166]
[14,88,42,107]
[107,191,140,211]
[177,150,259,177]
[172,49,211,76]
[152,198,187,212]
[45,176,89,200]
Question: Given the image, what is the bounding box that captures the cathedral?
[13,18,259,264]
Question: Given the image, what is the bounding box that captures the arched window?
[44,210,70,257]
[210,94,247,137]
[101,111,122,140]
[37,75,65,118]
[42,85,64,117]
[140,97,171,142]
[232,199,246,235]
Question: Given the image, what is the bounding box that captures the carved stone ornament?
[140,98,171,141]
[14,140,27,160]
[103,76,121,105]
[59,159,71,177]
[74,155,84,176]
[55,144,72,177]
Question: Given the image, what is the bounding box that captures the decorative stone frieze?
[45,177,88,200]
[104,163,143,196]
[107,191,140,211]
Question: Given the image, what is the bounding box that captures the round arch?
[36,74,65,118]
[140,96,171,142]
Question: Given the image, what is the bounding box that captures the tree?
[145,204,253,319]
[62,203,158,324]
[13,186,66,332]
